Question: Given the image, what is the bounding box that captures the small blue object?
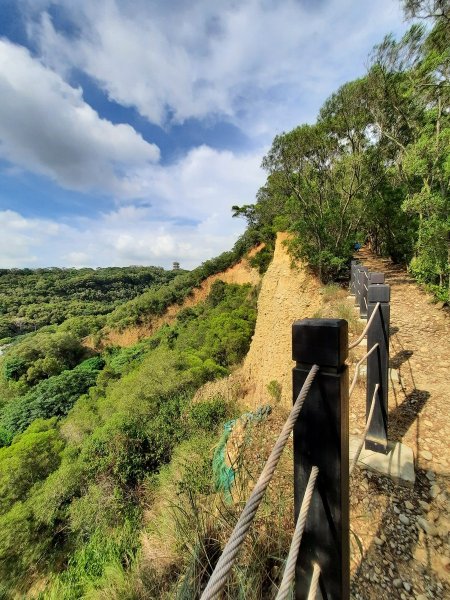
[354,242,362,251]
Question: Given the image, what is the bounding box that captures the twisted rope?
[275,466,319,600]
[349,383,379,475]
[307,563,321,600]
[349,343,379,398]
[348,302,380,349]
[200,365,319,600]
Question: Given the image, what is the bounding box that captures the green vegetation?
[0,265,179,342]
[233,6,449,298]
[105,233,264,331]
[0,280,256,597]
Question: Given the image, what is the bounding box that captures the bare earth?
[197,239,450,599]
[349,249,450,600]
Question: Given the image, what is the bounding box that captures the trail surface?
[349,248,450,600]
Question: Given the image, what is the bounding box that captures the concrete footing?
[349,436,415,487]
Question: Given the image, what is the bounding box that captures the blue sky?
[0,0,409,268]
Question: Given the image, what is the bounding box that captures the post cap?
[292,319,348,367]
[369,272,385,284]
[368,284,390,303]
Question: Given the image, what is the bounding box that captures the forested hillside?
[234,4,449,299]
[0,266,180,342]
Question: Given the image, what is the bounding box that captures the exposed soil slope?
[195,232,323,409]
[95,249,263,348]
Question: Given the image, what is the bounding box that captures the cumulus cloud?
[27,0,407,135]
[0,38,160,196]
[0,144,265,269]
[0,209,64,266]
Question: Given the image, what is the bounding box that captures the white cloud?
[0,144,265,269]
[27,0,407,136]
[0,209,64,266]
[0,38,160,196]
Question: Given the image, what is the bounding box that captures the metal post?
[358,268,369,319]
[292,319,349,600]
[366,284,390,453]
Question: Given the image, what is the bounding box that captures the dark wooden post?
[358,268,369,318]
[292,319,350,600]
[369,272,385,285]
[366,283,390,453]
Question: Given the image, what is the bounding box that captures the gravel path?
[349,250,450,600]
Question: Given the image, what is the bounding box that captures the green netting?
[213,405,272,502]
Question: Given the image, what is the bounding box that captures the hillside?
[0,227,448,598]
[96,247,262,348]
[0,265,178,342]
[194,232,323,409]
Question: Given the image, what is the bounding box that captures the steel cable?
[275,466,319,600]
[307,563,321,600]
[349,344,379,398]
[200,365,319,600]
[348,302,380,349]
[349,383,379,475]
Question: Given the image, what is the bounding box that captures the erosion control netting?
[213,405,272,501]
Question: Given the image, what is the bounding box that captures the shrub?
[0,369,99,439]
[187,397,228,432]
[266,379,282,402]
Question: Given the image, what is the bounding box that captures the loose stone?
[430,485,440,498]
[420,450,432,461]
[417,517,438,536]
[400,514,410,525]
[374,537,384,546]
[405,500,414,510]
[393,578,402,588]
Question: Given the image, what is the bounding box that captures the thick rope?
[275,466,319,600]
[349,383,379,475]
[349,343,379,398]
[307,563,321,600]
[348,302,380,349]
[200,365,319,600]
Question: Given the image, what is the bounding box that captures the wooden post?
[292,319,350,600]
[366,284,390,453]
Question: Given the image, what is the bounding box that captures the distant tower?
[172,261,180,271]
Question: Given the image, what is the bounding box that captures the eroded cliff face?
[86,247,263,349]
[195,232,323,410]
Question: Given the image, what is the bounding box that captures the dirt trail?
[349,248,450,600]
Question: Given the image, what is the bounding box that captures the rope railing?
[349,343,379,398]
[349,383,379,475]
[307,563,321,600]
[200,364,319,600]
[275,466,319,600]
[348,302,380,349]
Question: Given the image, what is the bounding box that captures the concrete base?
[349,436,415,487]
